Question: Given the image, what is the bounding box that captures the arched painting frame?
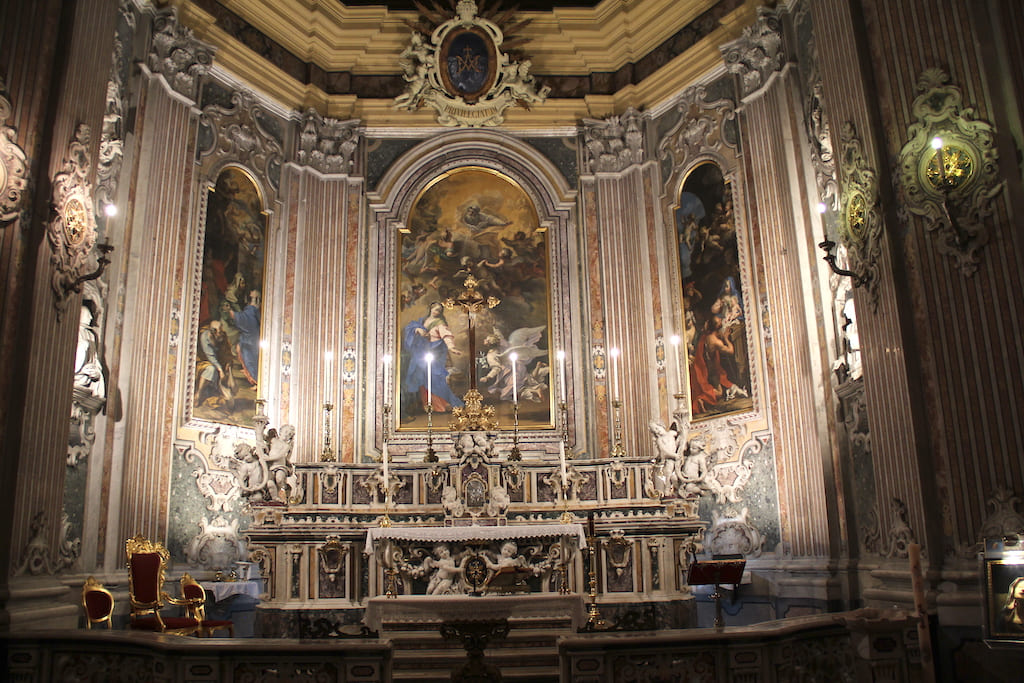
[676,162,753,420]
[192,165,266,428]
[396,167,553,430]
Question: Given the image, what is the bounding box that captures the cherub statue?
[485,541,525,573]
[410,544,467,595]
[649,407,689,495]
[231,441,267,497]
[261,424,296,502]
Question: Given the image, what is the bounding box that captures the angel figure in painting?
[479,325,547,401]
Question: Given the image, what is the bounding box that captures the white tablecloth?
[206,579,262,603]
[365,523,586,551]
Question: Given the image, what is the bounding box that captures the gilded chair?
[180,573,234,637]
[81,576,114,629]
[125,535,198,635]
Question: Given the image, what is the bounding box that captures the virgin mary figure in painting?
[402,301,465,418]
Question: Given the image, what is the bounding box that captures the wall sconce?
[897,68,1003,276]
[816,202,867,286]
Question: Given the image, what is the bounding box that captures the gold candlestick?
[509,400,522,461]
[379,404,392,527]
[320,401,336,462]
[585,539,607,629]
[424,404,437,462]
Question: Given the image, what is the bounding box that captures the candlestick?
[669,334,683,394]
[609,347,620,401]
[510,351,518,404]
[557,349,567,401]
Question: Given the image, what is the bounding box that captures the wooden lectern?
[686,553,745,628]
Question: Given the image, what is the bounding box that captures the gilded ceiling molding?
[720,7,785,99]
[838,122,882,309]
[392,0,549,127]
[48,124,99,319]
[581,107,644,174]
[0,76,29,223]
[198,89,284,191]
[896,68,1003,276]
[296,109,361,175]
[147,8,215,103]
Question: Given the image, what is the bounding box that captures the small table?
[206,579,262,604]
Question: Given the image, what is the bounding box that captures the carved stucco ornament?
[897,68,1003,276]
[582,108,644,174]
[721,8,786,99]
[393,0,549,127]
[296,109,361,175]
[199,90,284,192]
[48,124,99,318]
[0,77,29,222]
[838,122,882,308]
[147,10,214,102]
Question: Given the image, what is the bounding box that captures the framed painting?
[984,556,1024,641]
[676,162,753,420]
[193,166,265,428]
[397,167,553,431]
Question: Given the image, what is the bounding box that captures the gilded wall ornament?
[582,108,644,174]
[0,78,29,222]
[897,68,1003,276]
[838,122,882,308]
[48,124,102,318]
[393,0,549,127]
[721,8,786,98]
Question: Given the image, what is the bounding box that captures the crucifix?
[444,274,500,431]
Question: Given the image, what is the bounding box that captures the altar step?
[385,620,568,682]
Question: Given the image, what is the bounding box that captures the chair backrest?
[125,535,170,610]
[179,573,208,621]
[82,576,114,628]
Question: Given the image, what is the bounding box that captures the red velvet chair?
[81,576,114,629]
[180,573,234,637]
[125,535,198,636]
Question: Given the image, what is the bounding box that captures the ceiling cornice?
[174,0,759,127]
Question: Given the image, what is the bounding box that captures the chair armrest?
[163,591,189,607]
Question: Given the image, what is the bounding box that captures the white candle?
[559,440,568,488]
[382,353,392,405]
[556,350,567,402]
[325,350,334,402]
[609,347,620,401]
[425,352,433,409]
[509,351,518,403]
[669,334,682,393]
[382,441,389,499]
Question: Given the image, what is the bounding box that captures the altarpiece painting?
[676,162,753,420]
[397,167,552,430]
[192,166,265,428]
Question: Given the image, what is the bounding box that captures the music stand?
[686,553,745,628]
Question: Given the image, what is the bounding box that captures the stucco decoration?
[96,2,135,211]
[978,488,1024,541]
[707,508,765,558]
[0,77,28,222]
[721,7,786,99]
[581,108,644,174]
[897,68,1003,276]
[881,497,917,560]
[658,86,737,178]
[12,511,79,576]
[198,90,284,191]
[296,109,361,175]
[147,9,214,102]
[393,0,549,127]
[181,441,242,514]
[48,124,100,318]
[68,280,108,466]
[184,515,246,570]
[838,122,882,308]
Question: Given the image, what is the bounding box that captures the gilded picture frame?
[984,557,1024,641]
[396,167,553,431]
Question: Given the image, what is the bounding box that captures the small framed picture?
[983,557,1024,641]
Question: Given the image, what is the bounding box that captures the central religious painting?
[397,168,552,430]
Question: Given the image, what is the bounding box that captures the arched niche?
[366,130,579,454]
[187,164,269,429]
